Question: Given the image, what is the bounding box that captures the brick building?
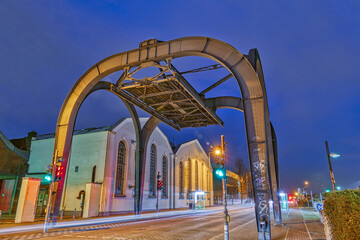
[0,131,35,213]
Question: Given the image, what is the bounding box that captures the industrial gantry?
[48,37,281,240]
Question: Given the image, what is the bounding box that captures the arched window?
[179,161,184,197]
[92,166,96,183]
[115,141,126,195]
[187,158,191,199]
[149,144,157,196]
[162,156,168,197]
[201,163,204,190]
[195,161,199,191]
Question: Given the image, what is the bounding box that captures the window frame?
[114,140,127,197]
[149,144,157,198]
[161,155,168,198]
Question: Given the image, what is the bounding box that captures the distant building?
[213,169,252,205]
[26,118,214,217]
[0,131,35,213]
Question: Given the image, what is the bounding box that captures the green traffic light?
[44,175,51,181]
[215,169,224,177]
[325,189,331,193]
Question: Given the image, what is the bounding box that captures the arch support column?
[206,96,274,238]
[139,117,161,212]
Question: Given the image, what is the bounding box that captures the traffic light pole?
[156,171,161,213]
[43,151,58,233]
[221,135,229,240]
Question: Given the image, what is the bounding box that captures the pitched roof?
[0,131,29,160]
[35,118,127,140]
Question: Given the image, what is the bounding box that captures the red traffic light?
[55,165,64,181]
[157,180,163,190]
[288,195,293,200]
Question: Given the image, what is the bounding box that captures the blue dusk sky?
[0,1,359,193]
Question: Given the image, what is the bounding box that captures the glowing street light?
[214,148,222,155]
[304,181,309,186]
[330,153,340,158]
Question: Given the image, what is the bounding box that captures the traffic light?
[158,180,162,190]
[54,157,65,182]
[44,175,52,182]
[215,168,225,177]
[55,165,64,182]
[45,165,52,182]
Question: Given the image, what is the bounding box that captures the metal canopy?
[119,60,224,129]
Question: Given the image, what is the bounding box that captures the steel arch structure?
[50,37,277,239]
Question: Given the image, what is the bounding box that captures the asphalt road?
[0,206,325,240]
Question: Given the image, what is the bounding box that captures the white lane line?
[284,208,292,240]
[300,208,312,240]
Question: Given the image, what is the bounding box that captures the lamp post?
[325,141,340,191]
[220,135,229,240]
[209,136,229,240]
[304,181,309,207]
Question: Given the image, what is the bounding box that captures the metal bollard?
[73,208,76,220]
[0,210,2,221]
[60,209,64,221]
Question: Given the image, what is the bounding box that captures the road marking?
[300,208,312,240]
[284,208,291,240]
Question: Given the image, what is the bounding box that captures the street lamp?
[303,181,310,207]
[214,148,221,155]
[208,136,229,240]
[325,141,340,191]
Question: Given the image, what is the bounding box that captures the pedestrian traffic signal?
[157,180,163,190]
[55,165,64,182]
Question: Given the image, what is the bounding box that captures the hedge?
[323,189,360,240]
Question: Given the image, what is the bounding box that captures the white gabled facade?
[174,139,214,208]
[26,118,213,217]
[101,118,174,214]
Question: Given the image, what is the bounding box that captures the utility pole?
[325,141,336,191]
[221,135,230,240]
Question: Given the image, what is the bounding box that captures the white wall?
[28,119,214,216]
[100,119,137,213]
[101,118,174,213]
[142,125,173,211]
[28,131,108,212]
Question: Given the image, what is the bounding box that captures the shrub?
[323,189,360,240]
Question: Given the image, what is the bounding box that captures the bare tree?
[235,157,248,178]
[235,157,250,203]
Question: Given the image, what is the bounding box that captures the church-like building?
[26,118,213,217]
